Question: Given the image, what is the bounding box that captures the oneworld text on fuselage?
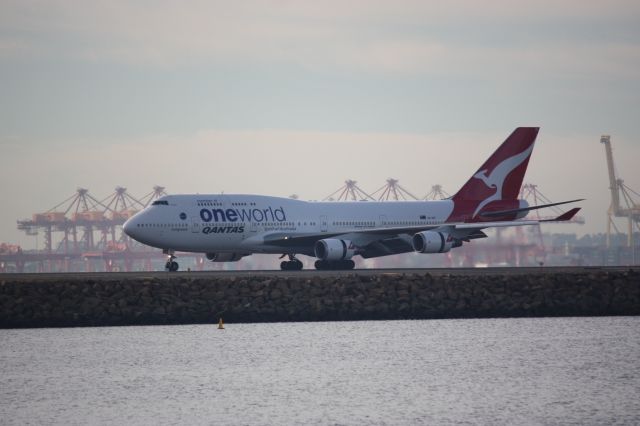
[200,206,287,223]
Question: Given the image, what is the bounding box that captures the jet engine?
[205,252,250,262]
[314,239,356,261]
[412,231,456,253]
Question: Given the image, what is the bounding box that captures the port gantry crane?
[371,178,420,201]
[423,184,451,201]
[323,180,375,201]
[600,135,640,250]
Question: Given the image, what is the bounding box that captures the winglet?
[541,207,581,222]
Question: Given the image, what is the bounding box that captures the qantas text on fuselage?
[123,127,583,271]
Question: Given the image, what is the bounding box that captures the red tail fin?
[449,127,539,220]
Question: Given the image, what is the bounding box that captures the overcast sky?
[1,0,639,249]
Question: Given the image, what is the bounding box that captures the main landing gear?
[314,259,355,270]
[280,254,303,271]
[165,252,179,272]
[278,255,356,271]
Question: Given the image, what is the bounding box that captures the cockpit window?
[152,200,169,206]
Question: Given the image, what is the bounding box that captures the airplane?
[123,127,582,271]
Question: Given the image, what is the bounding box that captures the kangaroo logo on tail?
[471,143,535,217]
[448,127,539,222]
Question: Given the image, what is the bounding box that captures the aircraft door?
[379,215,388,227]
[192,218,200,233]
[320,215,328,232]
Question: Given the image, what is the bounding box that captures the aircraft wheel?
[281,260,304,271]
[315,260,354,270]
[169,261,179,272]
[315,260,328,270]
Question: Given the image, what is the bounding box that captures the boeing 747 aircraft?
[123,127,582,271]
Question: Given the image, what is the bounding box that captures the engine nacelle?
[412,231,454,253]
[205,252,250,262]
[314,239,356,261]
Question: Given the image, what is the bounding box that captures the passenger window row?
[196,201,222,207]
[333,221,375,226]
[136,223,188,228]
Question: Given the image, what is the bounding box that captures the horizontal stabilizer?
[541,207,582,222]
[479,198,584,218]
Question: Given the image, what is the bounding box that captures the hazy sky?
[1,0,639,249]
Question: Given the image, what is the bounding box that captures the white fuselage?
[124,194,455,255]
[121,128,579,271]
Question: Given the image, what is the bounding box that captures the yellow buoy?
[218,318,225,329]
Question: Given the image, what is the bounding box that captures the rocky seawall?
[1,269,639,328]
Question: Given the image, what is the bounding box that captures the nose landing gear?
[279,254,303,271]
[164,250,179,272]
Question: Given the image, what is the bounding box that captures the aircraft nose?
[123,217,135,238]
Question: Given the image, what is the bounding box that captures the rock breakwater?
[1,270,638,328]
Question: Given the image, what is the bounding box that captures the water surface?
[2,317,639,425]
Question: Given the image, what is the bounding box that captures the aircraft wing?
[260,228,419,247]
[257,208,581,259]
[260,219,522,249]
